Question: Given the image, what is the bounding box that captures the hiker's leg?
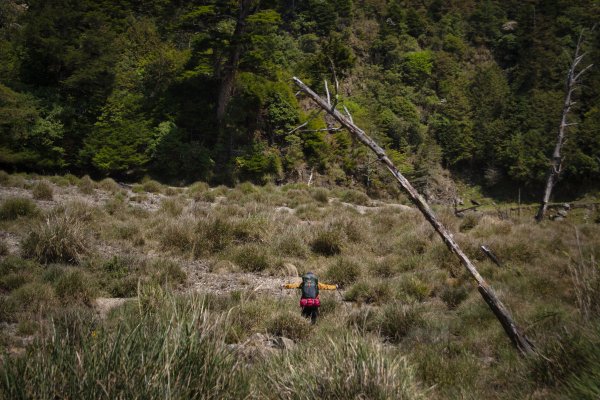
[310,307,318,324]
[301,307,310,319]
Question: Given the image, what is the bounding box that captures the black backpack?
[301,273,319,299]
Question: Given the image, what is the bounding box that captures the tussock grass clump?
[344,280,392,304]
[0,239,8,256]
[148,258,187,287]
[260,335,424,399]
[229,244,272,272]
[310,227,345,256]
[7,282,57,314]
[273,230,309,258]
[0,170,10,185]
[311,187,330,204]
[78,175,95,194]
[266,311,311,341]
[0,294,250,399]
[54,269,96,305]
[98,177,120,193]
[439,284,469,309]
[398,276,432,302]
[375,303,425,343]
[325,257,361,287]
[338,188,371,205]
[0,257,38,292]
[159,197,185,217]
[21,213,92,264]
[158,219,194,254]
[0,197,37,220]
[141,178,163,193]
[32,180,54,200]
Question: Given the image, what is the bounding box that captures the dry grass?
[0,173,598,399]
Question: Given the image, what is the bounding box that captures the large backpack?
[301,273,319,299]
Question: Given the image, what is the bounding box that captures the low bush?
[0,197,37,220]
[0,239,8,256]
[21,213,92,264]
[32,181,54,200]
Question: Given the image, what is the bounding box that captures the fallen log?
[293,76,535,355]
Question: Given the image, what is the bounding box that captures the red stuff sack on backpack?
[300,298,321,307]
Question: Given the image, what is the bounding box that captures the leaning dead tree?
[293,77,535,355]
[536,29,594,222]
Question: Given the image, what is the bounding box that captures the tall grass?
[259,334,425,399]
[21,211,92,264]
[0,292,251,399]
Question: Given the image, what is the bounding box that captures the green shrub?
[325,257,361,287]
[266,311,311,341]
[21,213,92,264]
[0,197,37,220]
[32,180,54,200]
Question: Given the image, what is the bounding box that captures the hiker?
[282,272,337,324]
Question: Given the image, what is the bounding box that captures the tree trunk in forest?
[536,30,593,222]
[216,0,255,161]
[293,76,535,355]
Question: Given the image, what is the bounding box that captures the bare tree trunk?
[293,77,535,355]
[536,30,593,221]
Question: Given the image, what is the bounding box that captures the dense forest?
[1,0,599,197]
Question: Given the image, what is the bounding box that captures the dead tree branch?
[293,76,535,355]
[536,28,593,221]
